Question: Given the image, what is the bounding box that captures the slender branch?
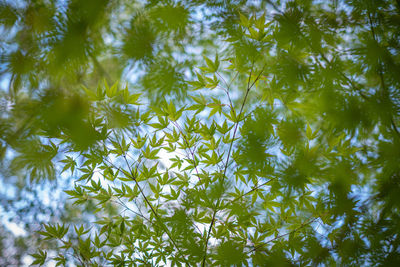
[111,198,149,223]
[227,177,277,206]
[216,71,234,109]
[111,131,191,266]
[167,122,208,237]
[201,64,266,267]
[248,216,319,254]
[171,121,202,183]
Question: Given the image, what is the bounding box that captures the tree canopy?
[1,0,400,266]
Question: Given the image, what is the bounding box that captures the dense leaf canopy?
[1,0,400,266]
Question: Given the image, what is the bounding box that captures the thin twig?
[228,177,277,206]
[172,121,202,184]
[248,216,319,254]
[216,71,235,109]
[201,63,266,267]
[111,198,149,222]
[111,130,191,266]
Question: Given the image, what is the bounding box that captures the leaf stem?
[201,63,266,266]
[111,130,191,266]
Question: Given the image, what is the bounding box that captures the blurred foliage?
[1,0,400,266]
[0,0,259,264]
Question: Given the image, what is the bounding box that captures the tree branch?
[248,216,319,254]
[201,63,266,267]
[111,131,191,266]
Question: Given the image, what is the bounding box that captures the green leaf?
[106,81,119,98]
[30,249,47,266]
[203,55,217,72]
[239,12,249,27]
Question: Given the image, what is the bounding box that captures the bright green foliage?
[0,1,232,263]
[34,0,400,263]
[0,0,399,266]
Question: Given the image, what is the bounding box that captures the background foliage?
[1,0,400,266]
